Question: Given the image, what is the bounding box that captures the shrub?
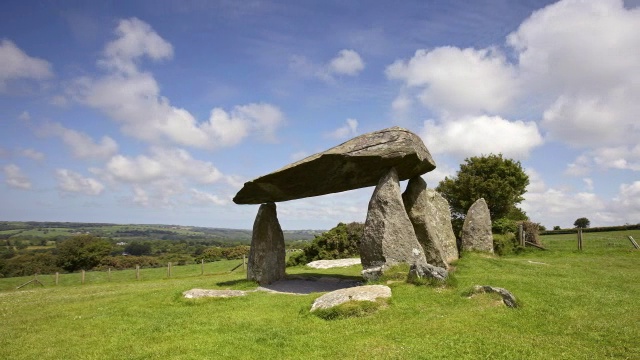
[492,218,518,234]
[286,222,363,267]
[493,233,522,256]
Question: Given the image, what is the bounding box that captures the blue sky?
[1,0,639,230]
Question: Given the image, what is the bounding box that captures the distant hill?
[0,221,325,244]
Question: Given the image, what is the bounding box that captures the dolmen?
[233,127,459,285]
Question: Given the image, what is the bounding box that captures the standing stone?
[359,168,427,275]
[247,202,286,285]
[461,198,494,253]
[402,176,458,268]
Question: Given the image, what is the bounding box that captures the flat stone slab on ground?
[258,277,361,295]
[183,289,247,298]
[310,284,392,311]
[306,258,361,269]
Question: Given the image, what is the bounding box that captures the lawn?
[0,232,638,359]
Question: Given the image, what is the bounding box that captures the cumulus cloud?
[55,169,104,195]
[101,147,223,184]
[421,115,543,159]
[71,17,284,149]
[40,122,118,160]
[327,118,358,139]
[3,164,32,190]
[0,39,53,91]
[328,49,365,76]
[189,188,229,206]
[612,181,640,221]
[386,47,517,115]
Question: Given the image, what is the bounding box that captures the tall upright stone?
[359,168,427,274]
[461,198,494,253]
[247,202,286,285]
[402,176,458,268]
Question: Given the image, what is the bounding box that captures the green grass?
[1,233,639,359]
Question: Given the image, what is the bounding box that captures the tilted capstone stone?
[247,202,286,285]
[233,127,436,204]
[461,198,494,253]
[402,176,459,268]
[359,167,428,276]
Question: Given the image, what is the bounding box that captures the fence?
[3,257,247,291]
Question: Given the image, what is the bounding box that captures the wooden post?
[136,265,140,280]
[518,224,525,247]
[628,236,640,249]
[577,229,583,250]
[55,272,59,285]
[81,270,85,284]
[167,262,171,278]
[108,267,111,282]
[201,259,204,275]
[242,255,246,270]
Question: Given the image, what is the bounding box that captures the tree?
[287,222,364,266]
[56,235,112,272]
[574,217,590,229]
[124,242,152,256]
[553,226,561,231]
[436,154,529,221]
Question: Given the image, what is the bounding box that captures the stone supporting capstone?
[402,176,458,268]
[461,198,494,253]
[359,167,428,275]
[247,202,286,285]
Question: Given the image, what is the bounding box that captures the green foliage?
[493,233,522,256]
[287,222,363,266]
[56,235,113,272]
[311,299,387,320]
[0,252,60,277]
[436,154,529,221]
[553,226,561,231]
[492,218,518,235]
[97,255,161,270]
[574,217,591,228]
[124,242,152,256]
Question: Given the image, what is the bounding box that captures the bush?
[286,222,363,267]
[97,255,161,270]
[492,218,518,234]
[493,233,522,256]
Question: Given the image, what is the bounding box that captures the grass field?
[1,231,638,359]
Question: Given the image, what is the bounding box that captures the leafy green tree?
[287,222,363,266]
[436,154,529,221]
[124,242,152,256]
[574,217,590,229]
[56,235,112,272]
[553,226,561,231]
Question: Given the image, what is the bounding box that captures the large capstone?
[247,202,286,285]
[461,198,494,253]
[402,176,459,268]
[233,127,436,204]
[359,168,428,273]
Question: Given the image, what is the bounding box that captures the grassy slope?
[1,232,639,359]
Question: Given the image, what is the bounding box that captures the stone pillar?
[461,198,494,253]
[402,176,458,268]
[359,168,427,278]
[247,202,286,285]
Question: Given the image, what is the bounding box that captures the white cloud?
[583,178,594,192]
[18,111,30,122]
[327,118,358,139]
[20,148,45,161]
[386,47,517,115]
[102,147,223,184]
[0,39,52,91]
[3,164,32,190]
[71,18,284,149]
[129,179,184,208]
[612,181,640,221]
[421,115,543,159]
[189,188,228,206]
[55,169,104,195]
[99,17,173,74]
[41,122,118,160]
[328,49,365,76]
[566,145,640,175]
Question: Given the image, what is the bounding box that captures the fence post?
[201,259,204,275]
[577,229,583,250]
[108,267,111,282]
[167,262,172,278]
[136,265,140,280]
[518,224,524,247]
[55,272,59,286]
[242,255,246,270]
[81,270,85,284]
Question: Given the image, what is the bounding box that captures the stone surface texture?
[359,168,428,272]
[469,285,518,308]
[306,258,361,269]
[247,202,286,285]
[233,127,436,204]
[407,263,449,282]
[183,289,247,298]
[310,285,391,311]
[461,198,494,253]
[402,176,458,267]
